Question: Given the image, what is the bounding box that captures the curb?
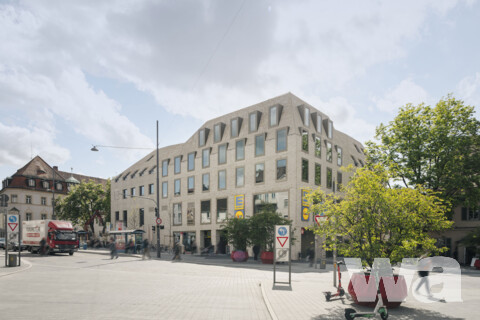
[0,257,32,278]
[260,281,278,320]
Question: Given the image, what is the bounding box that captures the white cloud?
[457,72,480,114]
[372,79,429,113]
[301,95,377,144]
[0,122,70,170]
[0,0,471,172]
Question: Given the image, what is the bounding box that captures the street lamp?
[91,120,161,258]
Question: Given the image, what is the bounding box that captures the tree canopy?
[366,95,480,210]
[55,180,110,234]
[249,205,293,251]
[307,165,453,266]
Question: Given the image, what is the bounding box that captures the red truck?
[22,220,79,255]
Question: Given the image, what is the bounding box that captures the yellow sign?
[302,207,309,221]
[302,189,311,207]
[301,189,311,221]
[235,211,244,219]
[234,195,245,210]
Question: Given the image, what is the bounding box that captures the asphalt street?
[0,251,479,320]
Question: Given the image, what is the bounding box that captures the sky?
[1,0,480,180]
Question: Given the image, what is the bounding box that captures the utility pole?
[156,120,161,258]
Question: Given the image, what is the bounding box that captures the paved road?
[0,251,479,319]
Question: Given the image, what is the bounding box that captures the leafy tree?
[249,204,293,252]
[221,217,251,251]
[307,165,453,266]
[459,227,480,255]
[55,180,109,234]
[366,95,480,211]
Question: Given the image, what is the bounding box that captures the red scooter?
[324,261,345,301]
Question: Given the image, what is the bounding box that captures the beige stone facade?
[111,93,366,258]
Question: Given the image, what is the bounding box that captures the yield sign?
[8,223,18,232]
[277,237,288,248]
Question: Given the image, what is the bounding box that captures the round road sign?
[156,217,162,225]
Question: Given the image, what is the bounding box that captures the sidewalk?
[0,252,32,277]
[78,249,480,319]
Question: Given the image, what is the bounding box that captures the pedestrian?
[39,237,46,255]
[253,244,260,261]
[172,242,181,261]
[126,238,134,254]
[415,253,432,297]
[142,238,151,260]
[110,238,119,259]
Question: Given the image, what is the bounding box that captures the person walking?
[110,238,119,259]
[172,242,181,261]
[415,253,432,297]
[142,238,151,260]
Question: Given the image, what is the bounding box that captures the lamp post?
[91,120,161,258]
[52,168,56,220]
[332,179,337,287]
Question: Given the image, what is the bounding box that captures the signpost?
[273,225,291,286]
[5,212,21,267]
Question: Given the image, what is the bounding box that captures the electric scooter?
[324,261,345,301]
[344,267,389,320]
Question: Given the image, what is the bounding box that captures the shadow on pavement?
[314,305,464,320]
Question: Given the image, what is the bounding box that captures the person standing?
[39,237,46,255]
[110,238,119,259]
[142,238,151,260]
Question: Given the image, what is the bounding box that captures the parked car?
[10,240,26,251]
[0,238,5,249]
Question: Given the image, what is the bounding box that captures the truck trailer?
[22,220,79,255]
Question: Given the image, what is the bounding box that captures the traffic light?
[155,207,159,216]
[152,226,155,232]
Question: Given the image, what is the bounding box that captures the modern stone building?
[0,156,107,237]
[111,93,366,259]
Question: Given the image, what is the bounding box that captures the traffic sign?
[156,217,162,225]
[275,225,290,262]
[314,214,326,225]
[7,214,19,234]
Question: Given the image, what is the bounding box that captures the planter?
[348,273,408,308]
[260,251,274,264]
[231,250,249,262]
[474,259,480,270]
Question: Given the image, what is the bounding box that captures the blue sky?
[1,0,479,180]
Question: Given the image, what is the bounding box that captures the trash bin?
[8,254,18,267]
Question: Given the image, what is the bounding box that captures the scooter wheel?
[345,308,356,320]
[379,307,388,320]
[339,288,345,297]
[325,292,331,301]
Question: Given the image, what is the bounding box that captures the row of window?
[21,213,48,221]
[122,160,341,200]
[7,194,55,206]
[199,106,284,147]
[117,191,289,228]
[26,178,65,190]
[163,128,289,177]
[461,207,480,221]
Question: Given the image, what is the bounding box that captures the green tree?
[221,217,250,251]
[249,204,293,252]
[366,95,480,211]
[55,180,109,234]
[307,165,453,266]
[459,226,480,255]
